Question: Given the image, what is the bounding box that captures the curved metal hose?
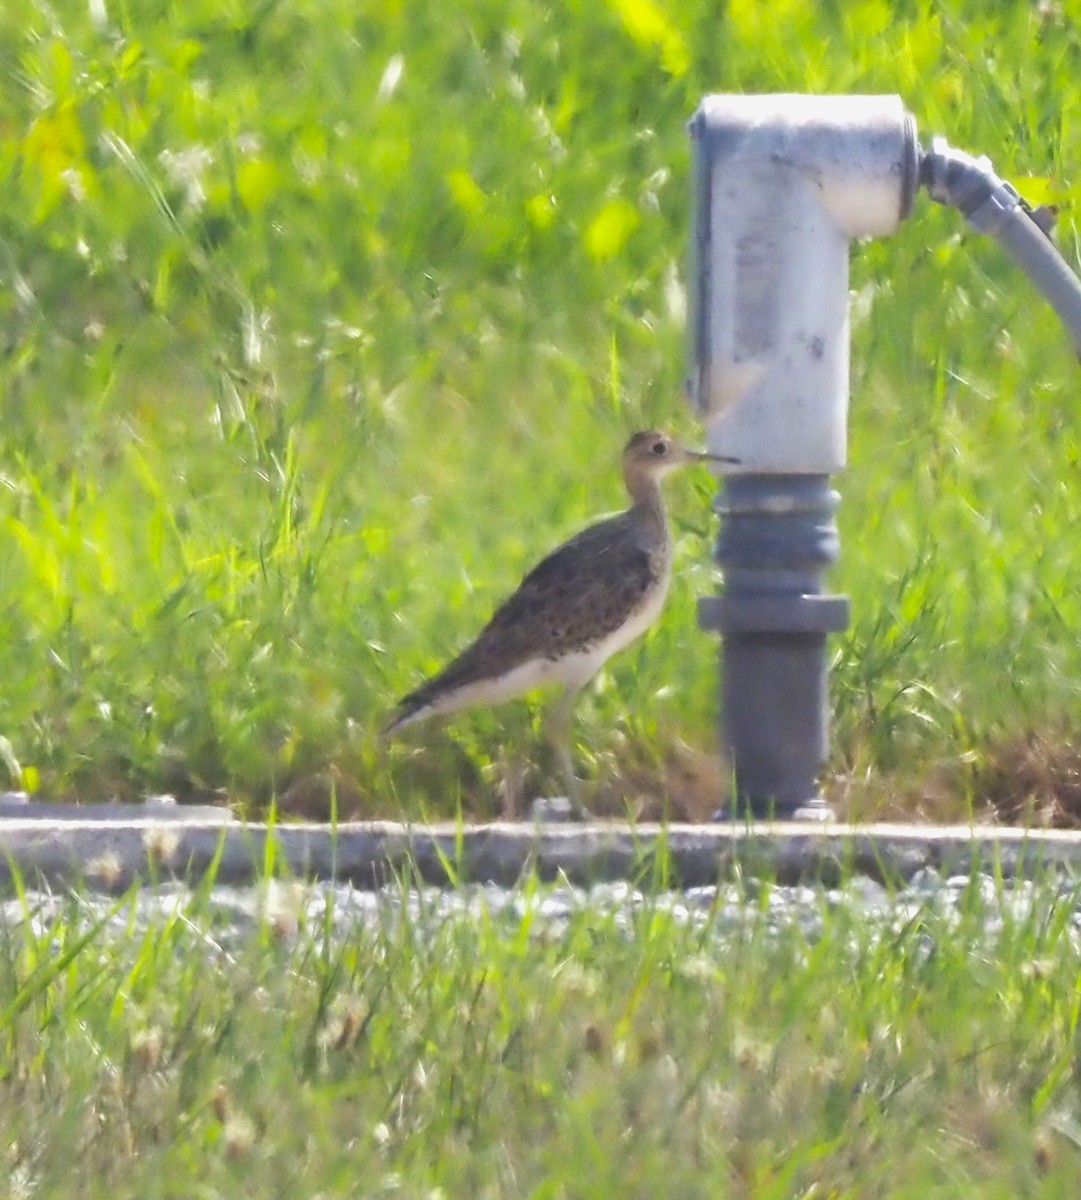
[921,136,1081,359]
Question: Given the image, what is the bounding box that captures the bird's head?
[621,430,736,494]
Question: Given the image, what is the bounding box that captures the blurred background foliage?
[2,0,1081,819]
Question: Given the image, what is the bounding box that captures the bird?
[383,430,733,817]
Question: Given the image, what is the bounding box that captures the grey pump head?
[688,94,919,474]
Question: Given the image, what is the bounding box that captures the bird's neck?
[625,474,668,524]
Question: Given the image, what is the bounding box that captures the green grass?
[3,0,1081,817]
[4,869,1081,1196]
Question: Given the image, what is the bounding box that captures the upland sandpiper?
[384,430,731,816]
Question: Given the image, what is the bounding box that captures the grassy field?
[3,0,1081,820]
[3,868,1081,1197]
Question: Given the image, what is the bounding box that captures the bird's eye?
[651,440,668,456]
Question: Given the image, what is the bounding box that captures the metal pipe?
[687,102,1081,820]
[921,136,1081,357]
[688,94,919,819]
[698,474,849,819]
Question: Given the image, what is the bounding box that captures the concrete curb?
[2,818,1081,892]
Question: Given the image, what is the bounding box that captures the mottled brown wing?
[394,511,656,716]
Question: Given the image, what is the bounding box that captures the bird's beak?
[685,448,740,466]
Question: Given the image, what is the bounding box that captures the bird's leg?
[544,685,591,820]
[494,744,527,821]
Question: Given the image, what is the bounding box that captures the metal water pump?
[688,93,1081,821]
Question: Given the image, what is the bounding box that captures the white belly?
[419,569,671,717]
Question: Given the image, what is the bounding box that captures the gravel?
[3,870,1079,952]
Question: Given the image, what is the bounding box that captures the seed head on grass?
[7,1165,33,1200]
[209,1083,258,1158]
[85,851,124,890]
[259,880,307,940]
[211,1082,231,1123]
[317,995,367,1053]
[143,825,180,870]
[221,1112,257,1160]
[129,1026,164,1073]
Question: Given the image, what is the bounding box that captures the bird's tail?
[379,688,433,740]
[380,710,412,739]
